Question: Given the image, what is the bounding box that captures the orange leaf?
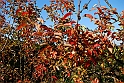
[84,14,93,20]
[62,12,72,20]
[108,48,113,53]
[16,23,27,30]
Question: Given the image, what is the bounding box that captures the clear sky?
[36,0,124,30]
[35,0,124,45]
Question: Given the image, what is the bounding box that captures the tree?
[0,0,124,83]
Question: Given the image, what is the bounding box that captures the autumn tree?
[0,0,124,83]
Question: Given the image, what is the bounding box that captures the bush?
[0,0,124,83]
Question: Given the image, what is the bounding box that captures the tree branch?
[104,0,120,18]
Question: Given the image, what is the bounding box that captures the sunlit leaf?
[16,7,22,15]
[91,78,99,83]
[93,43,100,48]
[22,11,29,16]
[32,32,43,36]
[37,18,44,24]
[108,47,113,53]
[84,14,93,20]
[35,23,41,31]
[93,4,97,7]
[62,12,72,20]
[64,43,72,47]
[66,29,74,37]
[64,21,76,26]
[16,23,27,30]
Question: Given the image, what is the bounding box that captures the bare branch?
[98,0,101,7]
[104,0,120,18]
[80,0,92,13]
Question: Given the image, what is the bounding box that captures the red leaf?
[40,25,51,31]
[51,51,57,59]
[51,76,57,80]
[87,49,92,56]
[70,20,76,24]
[22,11,29,16]
[62,12,72,20]
[121,15,124,18]
[32,32,43,36]
[93,44,100,48]
[93,50,98,56]
[84,61,90,68]
[107,30,111,36]
[66,29,74,37]
[97,7,103,14]
[69,53,74,59]
[84,14,93,20]
[16,23,27,30]
[67,72,70,77]
[112,11,118,14]
[90,57,96,65]
[69,39,76,45]
[64,21,76,26]
[16,8,22,15]
[91,78,99,83]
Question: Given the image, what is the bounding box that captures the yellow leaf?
[37,18,44,24]
[108,48,113,53]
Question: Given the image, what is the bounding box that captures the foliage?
[0,0,124,83]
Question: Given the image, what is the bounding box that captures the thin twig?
[104,0,120,18]
[80,0,92,13]
[77,0,81,22]
[98,0,101,7]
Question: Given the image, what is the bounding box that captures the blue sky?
[36,0,124,30]
[36,0,124,45]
